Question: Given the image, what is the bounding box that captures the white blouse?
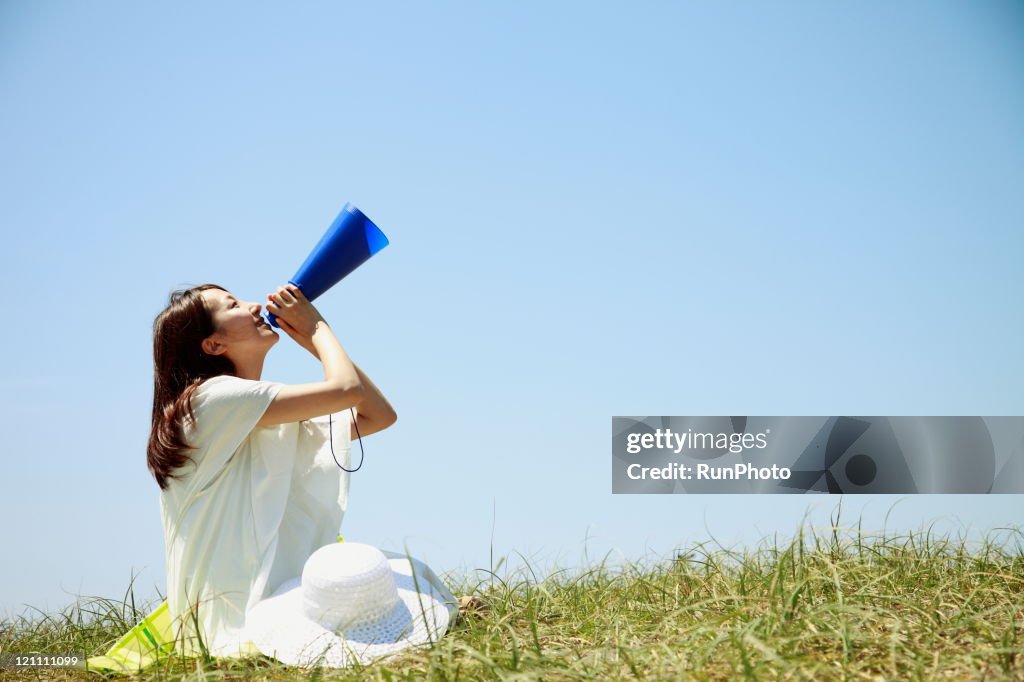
[158,374,353,657]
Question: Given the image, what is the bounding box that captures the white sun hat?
[243,542,457,669]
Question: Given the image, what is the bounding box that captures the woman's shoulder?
[189,375,238,407]
[192,374,284,413]
[194,374,279,398]
[197,374,243,390]
[186,375,282,423]
[182,374,285,446]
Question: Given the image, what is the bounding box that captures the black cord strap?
[329,407,364,472]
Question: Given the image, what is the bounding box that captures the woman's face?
[200,288,279,359]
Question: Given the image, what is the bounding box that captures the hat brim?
[244,555,452,669]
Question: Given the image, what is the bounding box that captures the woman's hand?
[265,284,326,356]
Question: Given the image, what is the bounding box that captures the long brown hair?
[148,283,237,490]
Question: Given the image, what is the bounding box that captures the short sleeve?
[177,375,283,491]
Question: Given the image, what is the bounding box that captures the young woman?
[147,282,397,658]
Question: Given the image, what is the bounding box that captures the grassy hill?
[3,510,1022,681]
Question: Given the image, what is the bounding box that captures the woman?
[148,282,397,658]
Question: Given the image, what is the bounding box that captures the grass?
[2,503,1023,681]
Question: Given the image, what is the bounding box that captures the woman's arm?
[256,285,366,428]
[295,340,396,438]
[348,363,398,439]
[272,282,395,436]
[255,320,365,427]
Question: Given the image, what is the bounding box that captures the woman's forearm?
[310,321,361,390]
[301,338,394,422]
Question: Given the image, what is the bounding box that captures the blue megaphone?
[265,203,389,328]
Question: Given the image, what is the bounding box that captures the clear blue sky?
[2,1,1023,620]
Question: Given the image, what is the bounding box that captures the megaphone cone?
[266,203,389,328]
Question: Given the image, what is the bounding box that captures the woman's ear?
[201,336,226,356]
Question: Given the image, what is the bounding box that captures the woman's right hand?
[266,284,326,345]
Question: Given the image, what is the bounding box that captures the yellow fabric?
[85,600,175,674]
[86,535,345,674]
